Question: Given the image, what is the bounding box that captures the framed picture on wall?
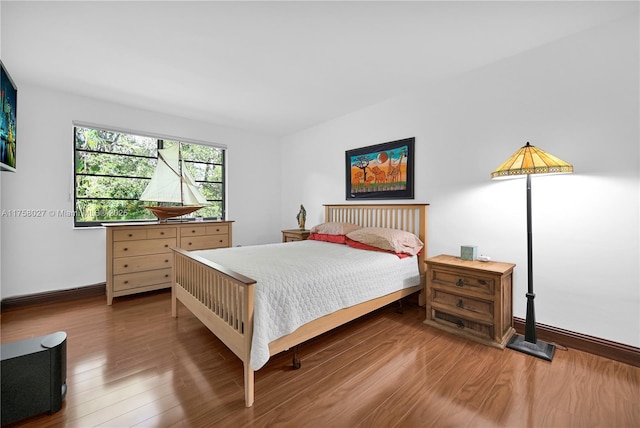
[345,137,415,200]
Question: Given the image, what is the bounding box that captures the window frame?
[73,123,226,227]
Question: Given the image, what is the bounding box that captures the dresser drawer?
[182,225,208,236]
[431,289,493,322]
[181,235,229,251]
[430,268,495,296]
[206,224,229,235]
[113,253,172,275]
[147,227,176,239]
[113,268,172,292]
[113,229,148,241]
[113,237,176,257]
[432,309,494,341]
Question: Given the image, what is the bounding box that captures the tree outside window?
[74,126,225,226]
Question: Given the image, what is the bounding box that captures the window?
[73,125,225,227]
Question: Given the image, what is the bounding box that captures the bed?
[171,203,428,407]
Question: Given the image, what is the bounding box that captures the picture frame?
[345,137,415,200]
[1,60,17,172]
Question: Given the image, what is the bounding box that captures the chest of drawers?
[424,254,515,349]
[105,221,233,304]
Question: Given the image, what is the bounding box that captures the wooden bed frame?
[171,203,428,407]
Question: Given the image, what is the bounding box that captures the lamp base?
[507,334,556,361]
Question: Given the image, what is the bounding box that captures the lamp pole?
[506,173,556,361]
[524,173,537,343]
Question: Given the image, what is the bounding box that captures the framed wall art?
[345,137,414,200]
[1,60,17,172]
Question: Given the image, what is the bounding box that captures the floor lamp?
[491,142,573,361]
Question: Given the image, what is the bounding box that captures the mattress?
[194,239,421,370]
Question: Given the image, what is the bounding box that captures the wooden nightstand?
[424,254,516,349]
[281,229,311,242]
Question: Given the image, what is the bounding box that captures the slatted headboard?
[324,203,429,278]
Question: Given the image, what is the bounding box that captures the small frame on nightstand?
[281,229,311,243]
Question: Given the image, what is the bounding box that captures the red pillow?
[308,233,347,244]
[345,237,410,258]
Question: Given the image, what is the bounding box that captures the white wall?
[1,85,281,298]
[281,16,639,347]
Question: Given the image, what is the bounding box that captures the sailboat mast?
[179,144,184,205]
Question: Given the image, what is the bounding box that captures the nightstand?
[281,229,311,242]
[424,254,516,349]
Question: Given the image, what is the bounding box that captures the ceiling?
[1,1,637,137]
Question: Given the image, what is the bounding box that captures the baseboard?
[1,283,106,311]
[513,317,640,368]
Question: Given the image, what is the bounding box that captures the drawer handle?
[164,244,169,248]
[160,231,165,235]
[128,233,133,237]
[124,280,129,284]
[456,279,464,287]
[165,274,169,278]
[456,320,464,329]
[165,259,169,263]
[123,248,128,251]
[216,228,220,232]
[124,264,128,268]
[478,279,487,285]
[191,230,196,234]
[456,299,464,308]
[188,242,192,246]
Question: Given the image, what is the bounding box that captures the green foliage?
[74,127,225,225]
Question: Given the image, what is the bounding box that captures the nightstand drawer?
[430,268,495,296]
[284,235,303,242]
[431,289,493,321]
[432,309,494,341]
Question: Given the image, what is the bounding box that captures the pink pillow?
[308,233,347,244]
[310,222,362,235]
[346,227,424,256]
[345,237,411,258]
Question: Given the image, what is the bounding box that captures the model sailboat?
[140,145,208,221]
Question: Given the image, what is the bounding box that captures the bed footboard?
[172,247,257,407]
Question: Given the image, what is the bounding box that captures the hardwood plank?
[2,290,638,427]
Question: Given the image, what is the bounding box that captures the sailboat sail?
[140,145,208,206]
[180,162,209,205]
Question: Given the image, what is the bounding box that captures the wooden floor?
[1,290,638,428]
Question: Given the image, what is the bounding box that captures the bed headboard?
[324,203,429,279]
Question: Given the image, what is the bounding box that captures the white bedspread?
[193,240,420,370]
